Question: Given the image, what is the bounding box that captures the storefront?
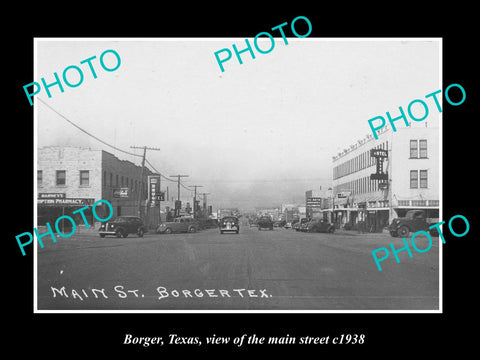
[37,193,95,231]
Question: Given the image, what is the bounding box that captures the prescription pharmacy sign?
[37,197,95,206]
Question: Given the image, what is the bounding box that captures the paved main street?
[37,226,439,311]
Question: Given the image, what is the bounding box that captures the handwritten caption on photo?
[50,284,273,301]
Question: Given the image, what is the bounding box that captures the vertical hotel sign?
[148,175,163,207]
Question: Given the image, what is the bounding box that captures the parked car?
[99,216,145,238]
[284,222,292,229]
[257,216,274,230]
[220,216,240,234]
[157,216,199,234]
[388,210,439,237]
[305,219,335,233]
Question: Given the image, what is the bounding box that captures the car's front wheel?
[115,229,124,238]
[164,228,172,234]
[99,234,106,238]
[188,226,197,233]
[398,225,410,237]
[137,228,144,237]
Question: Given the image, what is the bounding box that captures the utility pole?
[130,146,160,219]
[189,185,203,219]
[170,174,189,217]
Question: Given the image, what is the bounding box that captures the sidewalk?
[334,228,390,237]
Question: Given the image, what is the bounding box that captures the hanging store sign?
[337,191,351,199]
[370,148,388,181]
[148,175,164,207]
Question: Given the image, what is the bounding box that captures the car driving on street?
[99,216,146,238]
[156,216,199,234]
[293,218,310,231]
[219,216,240,234]
[257,216,274,230]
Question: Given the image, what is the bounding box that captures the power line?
[38,98,196,196]
[38,98,142,158]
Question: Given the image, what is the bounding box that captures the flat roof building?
[331,119,439,232]
[37,146,157,230]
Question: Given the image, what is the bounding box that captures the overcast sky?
[35,38,440,210]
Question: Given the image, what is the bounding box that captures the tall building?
[331,120,439,232]
[37,146,158,229]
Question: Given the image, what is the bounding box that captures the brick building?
[37,146,157,230]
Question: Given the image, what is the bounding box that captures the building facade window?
[80,170,89,186]
[103,171,106,187]
[410,170,418,188]
[419,140,428,158]
[116,175,119,187]
[56,170,66,186]
[110,173,113,187]
[420,170,428,188]
[37,170,43,187]
[410,140,418,158]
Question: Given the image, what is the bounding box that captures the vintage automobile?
[156,216,199,234]
[257,216,274,230]
[305,219,335,233]
[284,222,292,229]
[99,216,146,238]
[293,218,310,231]
[219,216,240,234]
[388,210,439,237]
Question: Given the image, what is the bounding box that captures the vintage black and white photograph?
[34,38,441,312]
